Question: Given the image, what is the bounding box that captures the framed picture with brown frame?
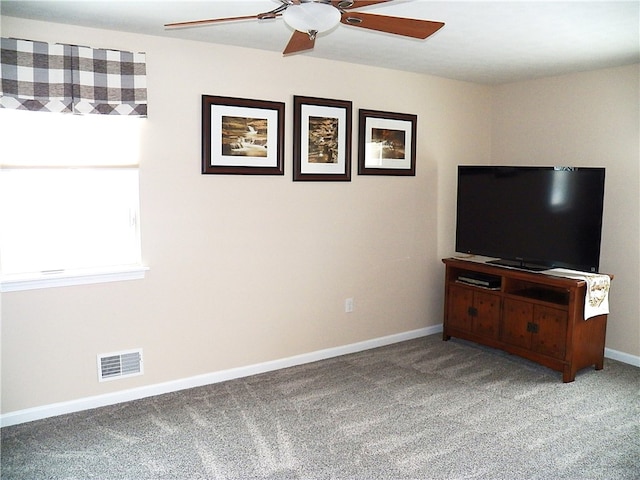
[358,109,417,176]
[293,95,352,182]
[202,95,285,175]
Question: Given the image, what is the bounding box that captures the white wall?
[0,17,491,415]
[490,65,640,358]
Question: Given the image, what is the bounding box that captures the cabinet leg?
[562,366,576,383]
[443,332,451,341]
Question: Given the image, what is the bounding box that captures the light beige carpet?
[2,334,638,479]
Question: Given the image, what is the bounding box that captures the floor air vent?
[98,349,143,382]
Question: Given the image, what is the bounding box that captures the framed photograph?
[293,95,352,181]
[202,95,285,175]
[358,109,417,176]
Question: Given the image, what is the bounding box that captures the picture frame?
[358,109,417,176]
[293,95,352,181]
[202,95,285,175]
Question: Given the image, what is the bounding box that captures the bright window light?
[0,109,143,277]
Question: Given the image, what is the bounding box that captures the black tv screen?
[455,166,605,273]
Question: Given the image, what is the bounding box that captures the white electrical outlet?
[345,298,354,313]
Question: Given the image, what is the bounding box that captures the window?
[0,109,146,291]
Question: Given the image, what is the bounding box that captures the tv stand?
[442,258,611,382]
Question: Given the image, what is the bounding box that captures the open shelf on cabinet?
[456,271,502,289]
[505,278,570,306]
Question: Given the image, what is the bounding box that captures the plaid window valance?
[0,38,147,116]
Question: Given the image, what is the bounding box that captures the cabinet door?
[501,298,533,349]
[532,305,567,359]
[473,291,501,339]
[447,284,473,332]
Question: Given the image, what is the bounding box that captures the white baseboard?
[605,347,640,367]
[0,325,442,428]
[4,323,636,429]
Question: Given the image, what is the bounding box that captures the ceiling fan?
[164,0,445,56]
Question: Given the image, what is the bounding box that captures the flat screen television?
[455,166,606,273]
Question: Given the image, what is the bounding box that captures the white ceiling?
[2,0,639,84]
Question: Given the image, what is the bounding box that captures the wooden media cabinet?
[442,257,611,382]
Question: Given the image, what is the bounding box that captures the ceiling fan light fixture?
[283,2,342,34]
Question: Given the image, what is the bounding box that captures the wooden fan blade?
[331,0,394,9]
[164,15,265,29]
[283,31,315,56]
[341,12,444,39]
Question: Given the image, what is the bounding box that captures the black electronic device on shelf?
[456,271,501,289]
